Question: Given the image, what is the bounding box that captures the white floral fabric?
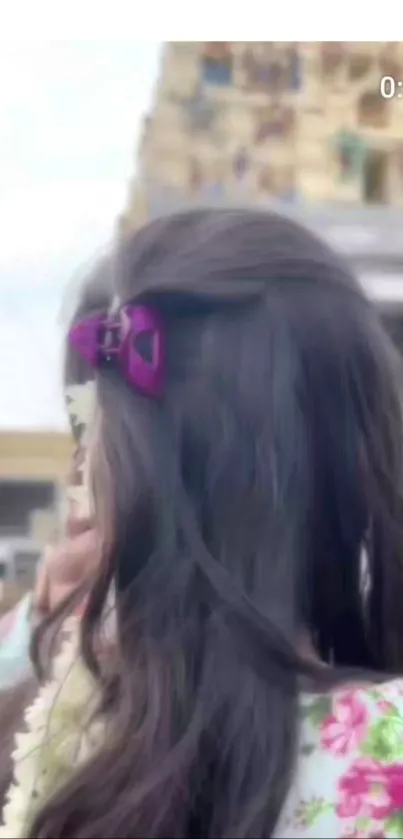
[3,630,403,839]
[276,681,403,838]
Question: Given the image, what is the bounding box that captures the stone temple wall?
[124,42,403,230]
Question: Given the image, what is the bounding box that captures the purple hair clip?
[68,304,164,397]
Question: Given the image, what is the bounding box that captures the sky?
[1,38,401,431]
[0,41,162,430]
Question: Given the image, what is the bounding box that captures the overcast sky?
[0,41,161,281]
[0,41,162,429]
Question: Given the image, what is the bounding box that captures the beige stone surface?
[126,42,403,226]
[0,432,72,481]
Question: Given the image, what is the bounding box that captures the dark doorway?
[363,149,388,203]
[0,481,55,537]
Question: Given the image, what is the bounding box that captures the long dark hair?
[30,208,403,838]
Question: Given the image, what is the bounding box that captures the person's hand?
[34,519,101,617]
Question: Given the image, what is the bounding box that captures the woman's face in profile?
[34,522,101,618]
[35,409,101,619]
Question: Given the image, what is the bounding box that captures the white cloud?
[0,40,162,429]
[0,180,125,265]
[0,42,161,262]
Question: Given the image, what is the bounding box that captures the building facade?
[0,431,72,593]
[124,42,403,230]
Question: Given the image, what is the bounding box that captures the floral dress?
[276,680,403,838]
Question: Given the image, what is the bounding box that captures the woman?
[34,518,99,619]
[0,518,99,688]
[4,207,403,838]
[0,269,110,817]
[0,260,112,683]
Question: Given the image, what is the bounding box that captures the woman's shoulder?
[277,679,403,838]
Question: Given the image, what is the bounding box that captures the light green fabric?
[0,595,32,689]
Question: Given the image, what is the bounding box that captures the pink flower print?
[320,690,368,755]
[342,824,385,839]
[382,763,403,811]
[377,700,395,715]
[337,758,383,819]
[377,681,403,704]
[342,822,386,839]
[337,758,403,822]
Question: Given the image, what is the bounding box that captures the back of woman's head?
[31,209,403,838]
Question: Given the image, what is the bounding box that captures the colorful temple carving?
[123,42,403,229]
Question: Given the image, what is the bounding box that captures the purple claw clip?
[68,304,164,397]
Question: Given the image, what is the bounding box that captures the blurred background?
[1,40,403,605]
